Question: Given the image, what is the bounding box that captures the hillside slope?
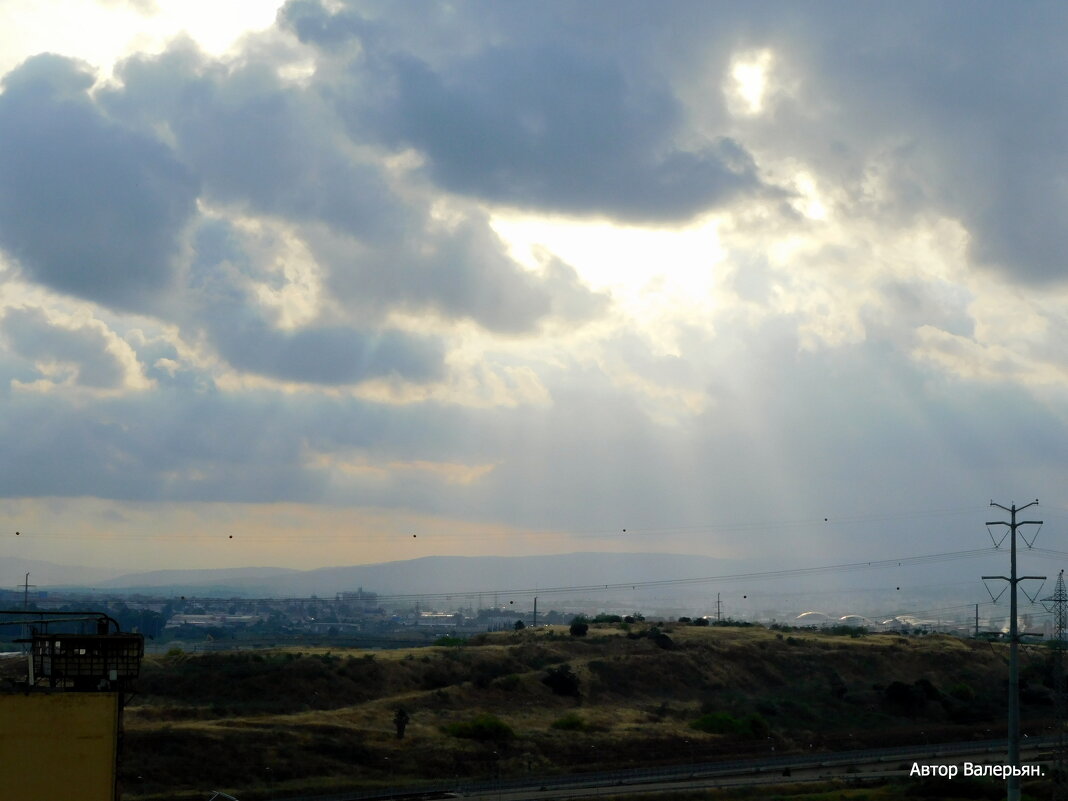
[119,623,1043,800]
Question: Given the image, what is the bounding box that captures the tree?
[542,664,581,697]
[394,706,410,739]
[514,619,526,631]
[569,617,589,637]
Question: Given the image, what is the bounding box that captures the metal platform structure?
[1,609,144,691]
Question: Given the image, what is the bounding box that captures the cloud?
[0,54,198,310]
[211,317,445,386]
[280,1,769,223]
[101,40,602,336]
[0,305,148,391]
[183,216,446,385]
[5,1,1068,576]
[704,2,1068,285]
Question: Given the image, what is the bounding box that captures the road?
[456,737,1056,801]
[273,736,1060,801]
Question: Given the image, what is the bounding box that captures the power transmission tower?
[983,500,1044,801]
[1043,571,1068,799]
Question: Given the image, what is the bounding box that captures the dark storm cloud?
[102,42,594,335]
[0,306,129,389]
[103,42,412,243]
[697,1,1068,284]
[373,47,760,221]
[278,0,1068,284]
[0,54,198,310]
[280,1,767,223]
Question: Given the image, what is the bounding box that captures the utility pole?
[20,573,36,653]
[22,572,35,610]
[1042,571,1068,800]
[716,592,721,622]
[983,500,1044,801]
[975,603,979,638]
[532,596,537,629]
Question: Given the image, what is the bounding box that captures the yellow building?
[0,692,119,801]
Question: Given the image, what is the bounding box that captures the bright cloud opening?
[490,213,727,341]
[727,49,774,115]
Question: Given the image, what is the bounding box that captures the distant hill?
[93,566,300,590]
[49,552,738,598]
[0,557,126,589]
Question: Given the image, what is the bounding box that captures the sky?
[2,1,1068,577]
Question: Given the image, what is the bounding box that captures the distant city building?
[164,614,260,629]
[337,588,379,614]
[413,612,461,627]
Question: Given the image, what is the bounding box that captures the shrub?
[444,714,515,741]
[826,624,868,637]
[569,618,589,637]
[592,614,622,624]
[884,680,927,715]
[434,635,466,647]
[652,632,674,650]
[949,681,975,702]
[493,673,521,691]
[690,711,769,738]
[543,664,581,697]
[550,712,589,731]
[691,712,744,735]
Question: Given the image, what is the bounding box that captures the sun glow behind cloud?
[491,214,727,344]
[0,0,284,77]
[727,49,774,115]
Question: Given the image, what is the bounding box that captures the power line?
[303,547,1001,605]
[5,504,990,543]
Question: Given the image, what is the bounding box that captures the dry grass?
[119,624,1025,800]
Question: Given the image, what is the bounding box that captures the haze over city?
[1,0,1067,620]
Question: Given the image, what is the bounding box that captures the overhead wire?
[6,503,991,543]
[228,546,1003,605]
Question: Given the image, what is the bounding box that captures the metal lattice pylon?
[1042,570,1068,798]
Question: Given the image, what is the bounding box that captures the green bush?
[550,712,589,731]
[592,614,622,624]
[826,624,868,637]
[543,664,581,697]
[690,711,769,738]
[691,711,744,734]
[949,681,975,702]
[569,617,589,637]
[444,714,515,741]
[493,673,521,691]
[434,635,467,647]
